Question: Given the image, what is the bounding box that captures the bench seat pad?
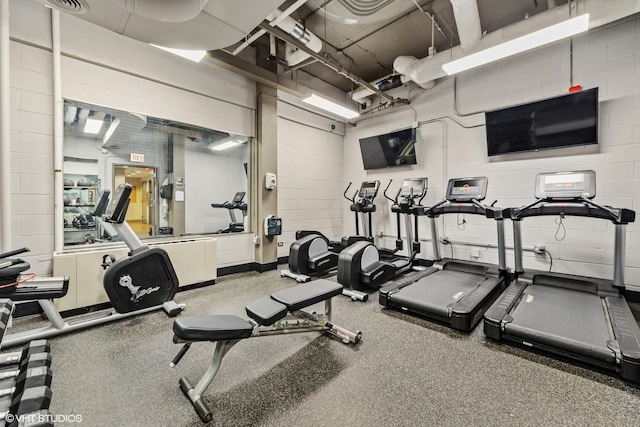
[271,279,343,311]
[173,315,253,341]
[245,297,288,326]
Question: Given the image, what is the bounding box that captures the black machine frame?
[379,177,510,331]
[484,170,640,382]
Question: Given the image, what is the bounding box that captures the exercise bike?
[0,183,184,348]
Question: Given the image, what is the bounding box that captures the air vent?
[45,0,89,14]
[337,0,396,16]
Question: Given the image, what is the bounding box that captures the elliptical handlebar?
[343,182,355,203]
[383,180,396,203]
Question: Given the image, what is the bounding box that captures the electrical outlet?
[253,236,261,246]
[376,231,384,238]
[277,242,283,247]
[533,245,545,254]
[440,237,450,244]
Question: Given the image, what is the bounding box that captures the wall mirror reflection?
[62,100,251,246]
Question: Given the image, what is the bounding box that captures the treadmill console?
[446,177,488,202]
[399,178,428,199]
[358,181,380,200]
[535,170,596,200]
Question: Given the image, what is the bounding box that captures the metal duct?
[395,0,640,91]
[129,0,208,23]
[449,0,482,51]
[267,8,323,67]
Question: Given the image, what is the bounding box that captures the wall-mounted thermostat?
[265,172,277,190]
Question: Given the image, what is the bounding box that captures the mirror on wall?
[62,100,251,246]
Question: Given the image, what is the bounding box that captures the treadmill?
[379,176,509,331]
[484,170,640,383]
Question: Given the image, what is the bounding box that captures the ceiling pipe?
[395,0,640,91]
[258,20,408,105]
[351,73,409,107]
[231,0,309,56]
[127,0,209,23]
[395,0,481,89]
[266,8,323,66]
[449,0,482,51]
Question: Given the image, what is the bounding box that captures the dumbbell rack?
[0,300,53,426]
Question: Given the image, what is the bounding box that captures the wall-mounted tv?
[485,87,598,157]
[359,128,417,170]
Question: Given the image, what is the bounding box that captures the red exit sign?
[130,153,144,163]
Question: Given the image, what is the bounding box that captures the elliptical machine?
[281,181,379,283]
[337,178,427,293]
[0,183,185,348]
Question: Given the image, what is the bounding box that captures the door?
[113,165,157,237]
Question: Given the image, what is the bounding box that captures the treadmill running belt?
[506,284,615,363]
[390,270,487,318]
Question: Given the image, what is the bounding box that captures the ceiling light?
[303,94,359,119]
[84,112,105,134]
[442,14,590,75]
[208,134,248,151]
[150,44,207,63]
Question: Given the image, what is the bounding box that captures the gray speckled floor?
[8,269,640,426]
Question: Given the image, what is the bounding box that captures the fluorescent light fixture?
[208,134,248,151]
[84,112,105,134]
[151,44,207,63]
[442,14,590,75]
[303,94,359,119]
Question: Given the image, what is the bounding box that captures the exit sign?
[130,153,144,163]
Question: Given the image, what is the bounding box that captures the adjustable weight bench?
[170,279,361,422]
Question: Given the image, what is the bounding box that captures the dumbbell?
[0,353,52,403]
[0,341,50,368]
[8,385,52,418]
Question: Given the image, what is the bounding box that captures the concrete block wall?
[343,16,640,289]
[7,0,257,273]
[276,100,345,259]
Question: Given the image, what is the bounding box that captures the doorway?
[113,165,157,237]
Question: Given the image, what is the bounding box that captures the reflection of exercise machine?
[337,178,427,293]
[379,177,509,332]
[485,171,640,382]
[211,192,247,233]
[281,182,377,285]
[169,278,361,422]
[0,183,184,348]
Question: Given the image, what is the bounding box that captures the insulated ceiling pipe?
[128,0,208,23]
[449,0,482,51]
[266,8,323,67]
[395,0,640,90]
[394,0,481,89]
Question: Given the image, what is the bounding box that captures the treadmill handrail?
[413,199,496,218]
[510,197,635,224]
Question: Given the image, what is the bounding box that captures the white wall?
[343,17,640,289]
[7,0,256,273]
[276,100,345,258]
[184,143,249,234]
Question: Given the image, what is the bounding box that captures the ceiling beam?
[258,20,408,105]
[204,50,302,98]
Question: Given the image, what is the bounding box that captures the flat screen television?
[359,128,417,170]
[485,88,598,157]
